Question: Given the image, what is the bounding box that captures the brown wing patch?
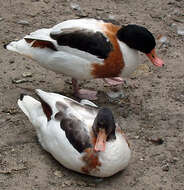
[81,148,101,174]
[91,23,124,78]
[25,38,57,51]
[38,98,52,121]
[81,132,101,174]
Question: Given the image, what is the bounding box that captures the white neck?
[118,41,140,77]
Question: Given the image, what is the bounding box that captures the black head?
[93,107,116,142]
[117,24,156,54]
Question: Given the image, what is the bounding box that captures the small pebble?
[9,58,15,64]
[53,170,63,178]
[106,88,125,99]
[162,163,169,172]
[135,135,140,139]
[75,11,88,18]
[62,180,73,187]
[146,137,164,145]
[157,75,162,79]
[76,181,87,187]
[64,79,72,85]
[17,20,30,26]
[12,78,31,84]
[0,17,3,21]
[172,157,179,162]
[70,2,81,11]
[177,25,184,35]
[108,14,116,20]
[171,23,177,28]
[43,0,49,3]
[2,107,18,115]
[22,72,32,78]
[158,35,168,44]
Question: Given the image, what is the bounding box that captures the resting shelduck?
[5,18,164,99]
[17,89,131,177]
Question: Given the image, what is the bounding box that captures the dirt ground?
[0,0,184,189]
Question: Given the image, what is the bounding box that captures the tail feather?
[17,94,43,120]
[6,39,30,54]
[5,28,56,56]
[17,94,48,150]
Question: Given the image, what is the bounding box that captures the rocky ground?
[0,0,184,189]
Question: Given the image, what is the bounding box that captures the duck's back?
[52,18,103,33]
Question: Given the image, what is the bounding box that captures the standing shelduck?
[17,89,131,177]
[5,18,164,99]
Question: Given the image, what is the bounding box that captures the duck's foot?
[75,89,98,100]
[103,77,124,86]
[72,78,98,100]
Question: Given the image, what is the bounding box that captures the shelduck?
[5,18,164,99]
[17,89,131,177]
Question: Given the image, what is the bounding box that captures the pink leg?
[72,79,98,100]
[103,77,124,86]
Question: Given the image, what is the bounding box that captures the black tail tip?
[20,93,26,101]
[3,43,8,49]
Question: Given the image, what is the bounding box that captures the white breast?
[118,41,140,77]
[91,132,131,177]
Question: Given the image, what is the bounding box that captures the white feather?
[52,18,104,33]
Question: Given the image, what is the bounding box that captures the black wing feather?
[50,28,113,59]
[56,112,92,153]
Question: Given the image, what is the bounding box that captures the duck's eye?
[152,54,155,58]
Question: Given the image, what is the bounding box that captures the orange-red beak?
[146,49,164,67]
[94,129,107,152]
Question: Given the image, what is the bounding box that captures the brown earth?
[0,0,184,189]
